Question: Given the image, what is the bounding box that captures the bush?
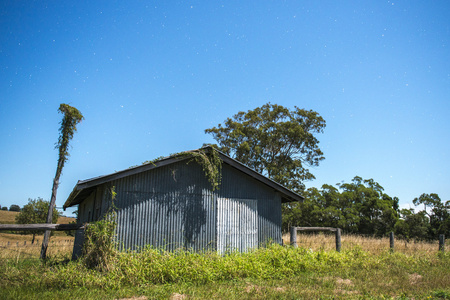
[15,198,60,244]
[82,187,117,271]
[82,215,117,271]
[9,204,21,212]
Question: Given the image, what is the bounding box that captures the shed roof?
[63,147,304,209]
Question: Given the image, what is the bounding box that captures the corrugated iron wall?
[76,159,283,254]
[100,160,217,252]
[218,164,283,246]
[217,198,258,254]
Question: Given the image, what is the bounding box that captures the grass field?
[0,210,75,225]
[0,211,75,259]
[0,210,19,224]
[282,232,444,255]
[1,210,449,299]
[0,244,449,299]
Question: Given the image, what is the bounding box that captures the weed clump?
[82,187,117,271]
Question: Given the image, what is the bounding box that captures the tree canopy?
[282,176,449,240]
[205,103,326,192]
[55,104,85,171]
[412,193,450,238]
[282,176,399,236]
[9,204,21,212]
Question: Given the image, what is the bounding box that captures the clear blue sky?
[1,1,449,217]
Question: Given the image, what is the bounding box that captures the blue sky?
[1,1,449,217]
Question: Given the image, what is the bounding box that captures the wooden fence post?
[390,232,394,252]
[439,234,445,252]
[335,228,341,252]
[290,226,297,247]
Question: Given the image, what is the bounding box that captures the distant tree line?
[0,204,21,211]
[282,176,450,240]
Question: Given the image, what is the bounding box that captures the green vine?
[129,147,223,191]
[182,147,222,191]
[82,186,117,271]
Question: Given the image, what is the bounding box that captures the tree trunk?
[40,160,62,260]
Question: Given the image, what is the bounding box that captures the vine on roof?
[128,146,222,190]
[180,146,222,191]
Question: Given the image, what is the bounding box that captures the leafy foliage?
[82,187,117,271]
[394,209,430,240]
[15,198,60,243]
[182,146,222,191]
[41,104,84,260]
[283,176,400,236]
[283,176,449,241]
[9,204,21,212]
[205,103,326,192]
[412,193,450,238]
[55,104,85,169]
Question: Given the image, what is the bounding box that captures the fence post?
[290,226,297,247]
[390,232,394,252]
[335,228,341,252]
[439,234,445,252]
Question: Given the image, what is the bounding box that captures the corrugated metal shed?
[66,147,303,257]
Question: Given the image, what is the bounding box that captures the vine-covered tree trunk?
[40,104,83,260]
[40,162,63,259]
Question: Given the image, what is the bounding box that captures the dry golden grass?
[0,210,75,224]
[282,232,441,254]
[0,210,19,224]
[0,233,74,259]
[0,211,76,259]
[57,216,77,224]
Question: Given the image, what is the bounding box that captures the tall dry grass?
[0,233,74,259]
[282,232,443,254]
[0,210,19,224]
[0,210,75,225]
[0,210,76,259]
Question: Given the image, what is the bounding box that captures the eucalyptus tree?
[40,104,84,259]
[205,103,326,192]
[283,177,400,235]
[413,193,450,238]
[338,177,399,236]
[394,208,430,241]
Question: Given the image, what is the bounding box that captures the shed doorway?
[217,198,258,254]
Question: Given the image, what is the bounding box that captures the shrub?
[9,204,21,212]
[82,187,117,271]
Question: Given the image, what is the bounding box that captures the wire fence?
[283,231,446,255]
[0,238,74,260]
[0,232,446,261]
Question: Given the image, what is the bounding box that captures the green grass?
[1,244,449,299]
